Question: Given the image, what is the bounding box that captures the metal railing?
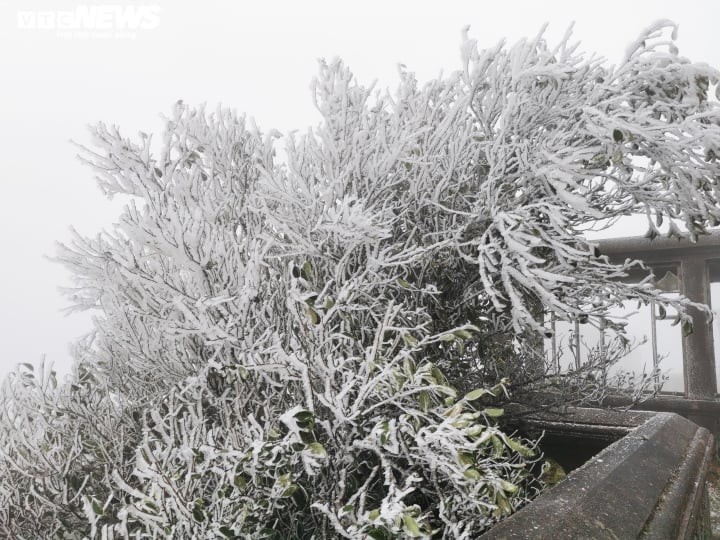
[594,231,720,433]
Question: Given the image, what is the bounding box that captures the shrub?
[1,21,719,538]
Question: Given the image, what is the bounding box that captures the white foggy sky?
[0,0,718,382]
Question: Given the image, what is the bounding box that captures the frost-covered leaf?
[305,442,327,458]
[306,307,320,325]
[402,514,424,537]
[464,388,488,401]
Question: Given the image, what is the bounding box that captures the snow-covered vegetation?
[1,21,719,538]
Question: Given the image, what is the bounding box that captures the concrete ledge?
[512,406,654,441]
[483,410,714,539]
[599,395,720,417]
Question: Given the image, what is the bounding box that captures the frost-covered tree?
[2,21,720,538]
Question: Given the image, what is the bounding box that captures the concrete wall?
[484,409,714,539]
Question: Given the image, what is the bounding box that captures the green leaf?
[491,434,504,456]
[443,403,463,418]
[464,468,482,480]
[219,526,235,538]
[402,514,423,537]
[68,475,82,491]
[418,390,430,412]
[233,474,247,489]
[277,473,292,487]
[306,307,320,325]
[506,437,535,457]
[613,129,624,142]
[192,506,205,523]
[366,526,390,540]
[397,278,411,289]
[500,479,519,493]
[291,484,308,508]
[483,407,504,417]
[295,410,315,428]
[494,493,513,517]
[403,334,419,347]
[437,385,457,398]
[379,420,389,444]
[237,365,249,380]
[306,442,327,458]
[368,508,381,521]
[403,357,416,375]
[440,334,456,342]
[465,424,484,437]
[301,261,313,280]
[283,484,299,497]
[682,320,694,337]
[457,451,474,466]
[431,366,447,385]
[453,329,473,340]
[464,388,487,401]
[91,499,103,516]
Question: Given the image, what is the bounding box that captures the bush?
[1,21,719,538]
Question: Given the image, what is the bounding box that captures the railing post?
[681,256,717,432]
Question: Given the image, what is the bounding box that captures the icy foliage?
[2,21,720,538]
